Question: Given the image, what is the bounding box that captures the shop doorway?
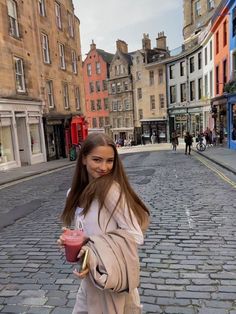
[16,116,30,165]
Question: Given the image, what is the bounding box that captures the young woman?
[60,133,150,314]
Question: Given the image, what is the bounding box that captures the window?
[169,65,174,79]
[190,81,195,101]
[111,83,116,93]
[59,44,65,69]
[209,71,213,97]
[198,52,202,69]
[124,99,130,110]
[136,71,141,80]
[89,82,94,93]
[204,74,208,96]
[116,82,121,93]
[150,95,155,110]
[97,99,102,110]
[149,71,154,85]
[29,124,42,155]
[209,41,213,61]
[223,59,227,85]
[72,50,77,74]
[46,80,54,108]
[96,81,101,92]
[117,101,122,111]
[189,57,194,73]
[180,61,185,76]
[233,7,236,37]
[159,94,165,109]
[124,81,128,91]
[158,69,163,84]
[87,64,92,76]
[39,0,46,16]
[55,2,62,29]
[112,101,118,111]
[223,20,227,46]
[75,87,80,110]
[216,31,219,54]
[112,118,117,128]
[104,98,109,110]
[68,12,74,37]
[103,80,107,91]
[180,83,186,102]
[105,117,110,125]
[139,109,143,120]
[137,88,142,100]
[96,62,101,74]
[198,77,203,99]
[63,83,69,109]
[195,0,201,17]
[205,47,208,66]
[99,117,104,128]
[170,86,176,104]
[117,118,122,128]
[7,0,19,37]
[125,118,130,128]
[208,0,215,10]
[90,100,95,111]
[42,33,50,63]
[92,118,97,128]
[14,57,25,92]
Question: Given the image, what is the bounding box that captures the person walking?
[184,131,193,155]
[171,130,179,152]
[59,133,150,314]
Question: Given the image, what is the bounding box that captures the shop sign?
[175,114,187,122]
[47,120,62,125]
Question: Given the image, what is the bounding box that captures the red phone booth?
[71,115,88,145]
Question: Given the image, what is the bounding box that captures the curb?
[193,149,236,176]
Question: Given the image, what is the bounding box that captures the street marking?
[194,154,236,189]
[0,164,75,191]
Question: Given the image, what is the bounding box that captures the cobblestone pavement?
[0,150,236,313]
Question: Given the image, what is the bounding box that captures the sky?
[73,0,183,60]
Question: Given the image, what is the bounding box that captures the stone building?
[132,33,169,144]
[108,40,134,143]
[0,0,85,169]
[183,0,222,47]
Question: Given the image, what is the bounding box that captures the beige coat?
[72,229,142,314]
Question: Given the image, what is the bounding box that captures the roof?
[97,49,114,64]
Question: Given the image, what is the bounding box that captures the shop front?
[227,93,236,150]
[0,98,46,170]
[140,119,167,144]
[211,95,228,144]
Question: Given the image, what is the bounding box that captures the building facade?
[83,41,114,135]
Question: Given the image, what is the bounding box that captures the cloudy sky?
[74,0,183,59]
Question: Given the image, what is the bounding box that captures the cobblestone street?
[0,150,236,314]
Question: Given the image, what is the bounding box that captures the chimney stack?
[116,39,128,53]
[90,40,96,51]
[142,33,151,50]
[156,32,167,50]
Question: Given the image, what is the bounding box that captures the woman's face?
[83,145,115,181]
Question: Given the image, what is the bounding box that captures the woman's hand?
[73,248,90,279]
[57,227,68,247]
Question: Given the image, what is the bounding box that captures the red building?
[83,41,114,133]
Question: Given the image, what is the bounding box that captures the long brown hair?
[61,133,150,231]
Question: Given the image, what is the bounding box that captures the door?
[16,117,29,165]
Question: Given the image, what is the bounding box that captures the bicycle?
[196,141,206,152]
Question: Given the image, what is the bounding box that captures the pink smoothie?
[62,230,85,263]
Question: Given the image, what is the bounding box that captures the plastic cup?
[61,229,85,263]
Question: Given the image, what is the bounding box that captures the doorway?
[16,116,30,165]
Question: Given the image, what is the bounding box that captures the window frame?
[7,0,19,38]
[59,43,66,69]
[38,0,46,16]
[75,86,80,110]
[55,2,62,30]
[42,33,50,64]
[68,12,74,38]
[46,80,54,108]
[71,50,77,74]
[14,56,26,93]
[62,83,69,109]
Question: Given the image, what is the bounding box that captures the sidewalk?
[0,144,235,186]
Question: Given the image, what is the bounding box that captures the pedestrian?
[184,131,193,155]
[171,130,179,151]
[59,133,150,314]
[150,133,156,144]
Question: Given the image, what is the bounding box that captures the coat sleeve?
[104,182,144,245]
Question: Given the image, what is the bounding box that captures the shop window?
[0,119,14,163]
[7,0,19,38]
[14,57,26,92]
[39,0,46,16]
[30,124,42,155]
[180,83,186,102]
[68,12,74,37]
[42,33,50,64]
[55,2,62,29]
